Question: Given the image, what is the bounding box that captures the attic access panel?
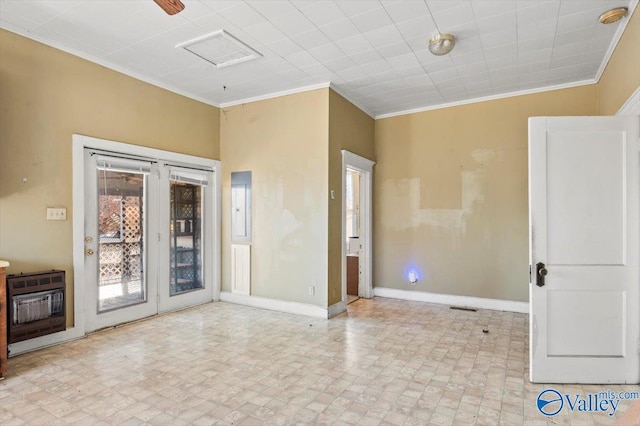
[176,30,262,69]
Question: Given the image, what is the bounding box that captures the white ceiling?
[0,0,636,118]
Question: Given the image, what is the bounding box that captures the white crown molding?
[0,25,220,109]
[617,86,640,115]
[375,79,596,120]
[4,0,636,122]
[329,83,375,118]
[595,0,639,82]
[374,287,529,314]
[218,82,331,108]
[220,291,329,318]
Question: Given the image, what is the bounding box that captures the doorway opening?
[345,169,361,305]
[74,134,221,333]
[341,150,375,308]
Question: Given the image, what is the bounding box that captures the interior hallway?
[0,298,637,425]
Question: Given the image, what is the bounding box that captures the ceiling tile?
[271,9,316,37]
[216,2,265,27]
[308,42,345,62]
[349,49,384,65]
[333,34,371,55]
[336,1,382,18]
[516,1,560,24]
[518,18,557,42]
[350,7,393,33]
[475,12,517,34]
[375,41,413,59]
[243,21,288,45]
[395,16,437,40]
[246,1,298,20]
[480,28,517,49]
[285,50,319,68]
[299,1,346,27]
[324,55,357,72]
[432,2,475,30]
[518,35,555,53]
[362,25,404,47]
[320,19,360,41]
[471,0,516,20]
[294,28,332,50]
[387,52,421,70]
[382,0,428,24]
[265,37,304,56]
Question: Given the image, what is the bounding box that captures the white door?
[84,150,216,331]
[157,166,215,312]
[84,151,159,331]
[529,116,640,383]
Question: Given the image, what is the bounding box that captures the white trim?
[328,301,347,318]
[0,26,219,108]
[617,87,640,116]
[329,84,375,118]
[220,291,328,319]
[595,0,639,82]
[375,79,595,120]
[374,287,529,314]
[8,327,85,357]
[341,151,375,306]
[19,134,224,352]
[219,82,331,108]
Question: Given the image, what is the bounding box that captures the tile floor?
[1,297,638,425]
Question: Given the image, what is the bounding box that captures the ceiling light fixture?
[599,7,628,24]
[428,33,456,56]
[425,3,455,56]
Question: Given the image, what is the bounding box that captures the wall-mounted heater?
[7,270,66,344]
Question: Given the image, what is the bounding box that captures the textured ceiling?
[0,0,636,117]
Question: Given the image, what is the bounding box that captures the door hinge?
[157,233,161,241]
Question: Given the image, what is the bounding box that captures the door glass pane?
[170,181,203,295]
[97,170,146,312]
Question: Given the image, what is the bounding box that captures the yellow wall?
[220,89,330,306]
[597,7,640,115]
[374,86,597,302]
[327,90,375,305]
[0,30,220,324]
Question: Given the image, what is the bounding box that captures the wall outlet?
[308,286,315,296]
[47,207,67,221]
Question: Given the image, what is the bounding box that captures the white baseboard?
[8,326,85,357]
[220,291,328,318]
[374,287,529,314]
[328,301,347,318]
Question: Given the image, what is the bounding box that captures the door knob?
[535,262,547,287]
[85,236,93,243]
[85,249,94,256]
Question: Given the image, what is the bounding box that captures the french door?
[83,147,215,332]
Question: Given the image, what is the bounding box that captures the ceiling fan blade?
[153,0,185,15]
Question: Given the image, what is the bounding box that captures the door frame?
[72,134,221,332]
[341,150,375,303]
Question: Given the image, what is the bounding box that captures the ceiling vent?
[176,30,262,68]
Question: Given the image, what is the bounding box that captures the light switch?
[47,208,67,221]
